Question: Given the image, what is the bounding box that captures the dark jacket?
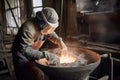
[12,18,62,80]
[12,18,61,60]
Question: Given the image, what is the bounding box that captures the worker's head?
[36,7,59,35]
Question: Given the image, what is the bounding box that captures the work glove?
[35,58,50,66]
[57,38,68,57]
[58,38,68,50]
[44,51,60,65]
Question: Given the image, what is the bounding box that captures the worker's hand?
[61,44,68,52]
[35,58,50,66]
[57,48,68,57]
[51,37,68,58]
[58,38,68,51]
[45,51,60,65]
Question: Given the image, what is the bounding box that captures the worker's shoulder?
[22,18,37,31]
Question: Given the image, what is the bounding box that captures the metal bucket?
[37,48,101,80]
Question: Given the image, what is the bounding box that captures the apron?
[12,35,48,80]
[12,51,35,80]
[12,51,49,80]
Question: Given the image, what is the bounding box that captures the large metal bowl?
[37,48,101,80]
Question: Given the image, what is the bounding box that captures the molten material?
[59,53,76,63]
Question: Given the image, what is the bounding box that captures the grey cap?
[41,7,59,28]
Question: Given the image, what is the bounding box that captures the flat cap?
[36,7,59,28]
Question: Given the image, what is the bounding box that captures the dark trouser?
[12,51,48,80]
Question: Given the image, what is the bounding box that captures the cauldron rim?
[37,59,100,72]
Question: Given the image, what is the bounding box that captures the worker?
[12,7,67,80]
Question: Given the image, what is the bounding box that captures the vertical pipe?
[109,53,113,80]
[59,0,63,36]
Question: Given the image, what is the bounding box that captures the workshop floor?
[0,73,13,80]
[0,70,17,80]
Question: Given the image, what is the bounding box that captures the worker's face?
[41,25,56,35]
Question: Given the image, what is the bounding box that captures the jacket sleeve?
[47,32,65,49]
[20,29,46,60]
[22,45,46,60]
[47,32,60,45]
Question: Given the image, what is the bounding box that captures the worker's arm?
[47,32,67,51]
[20,29,59,65]
[20,29,46,60]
